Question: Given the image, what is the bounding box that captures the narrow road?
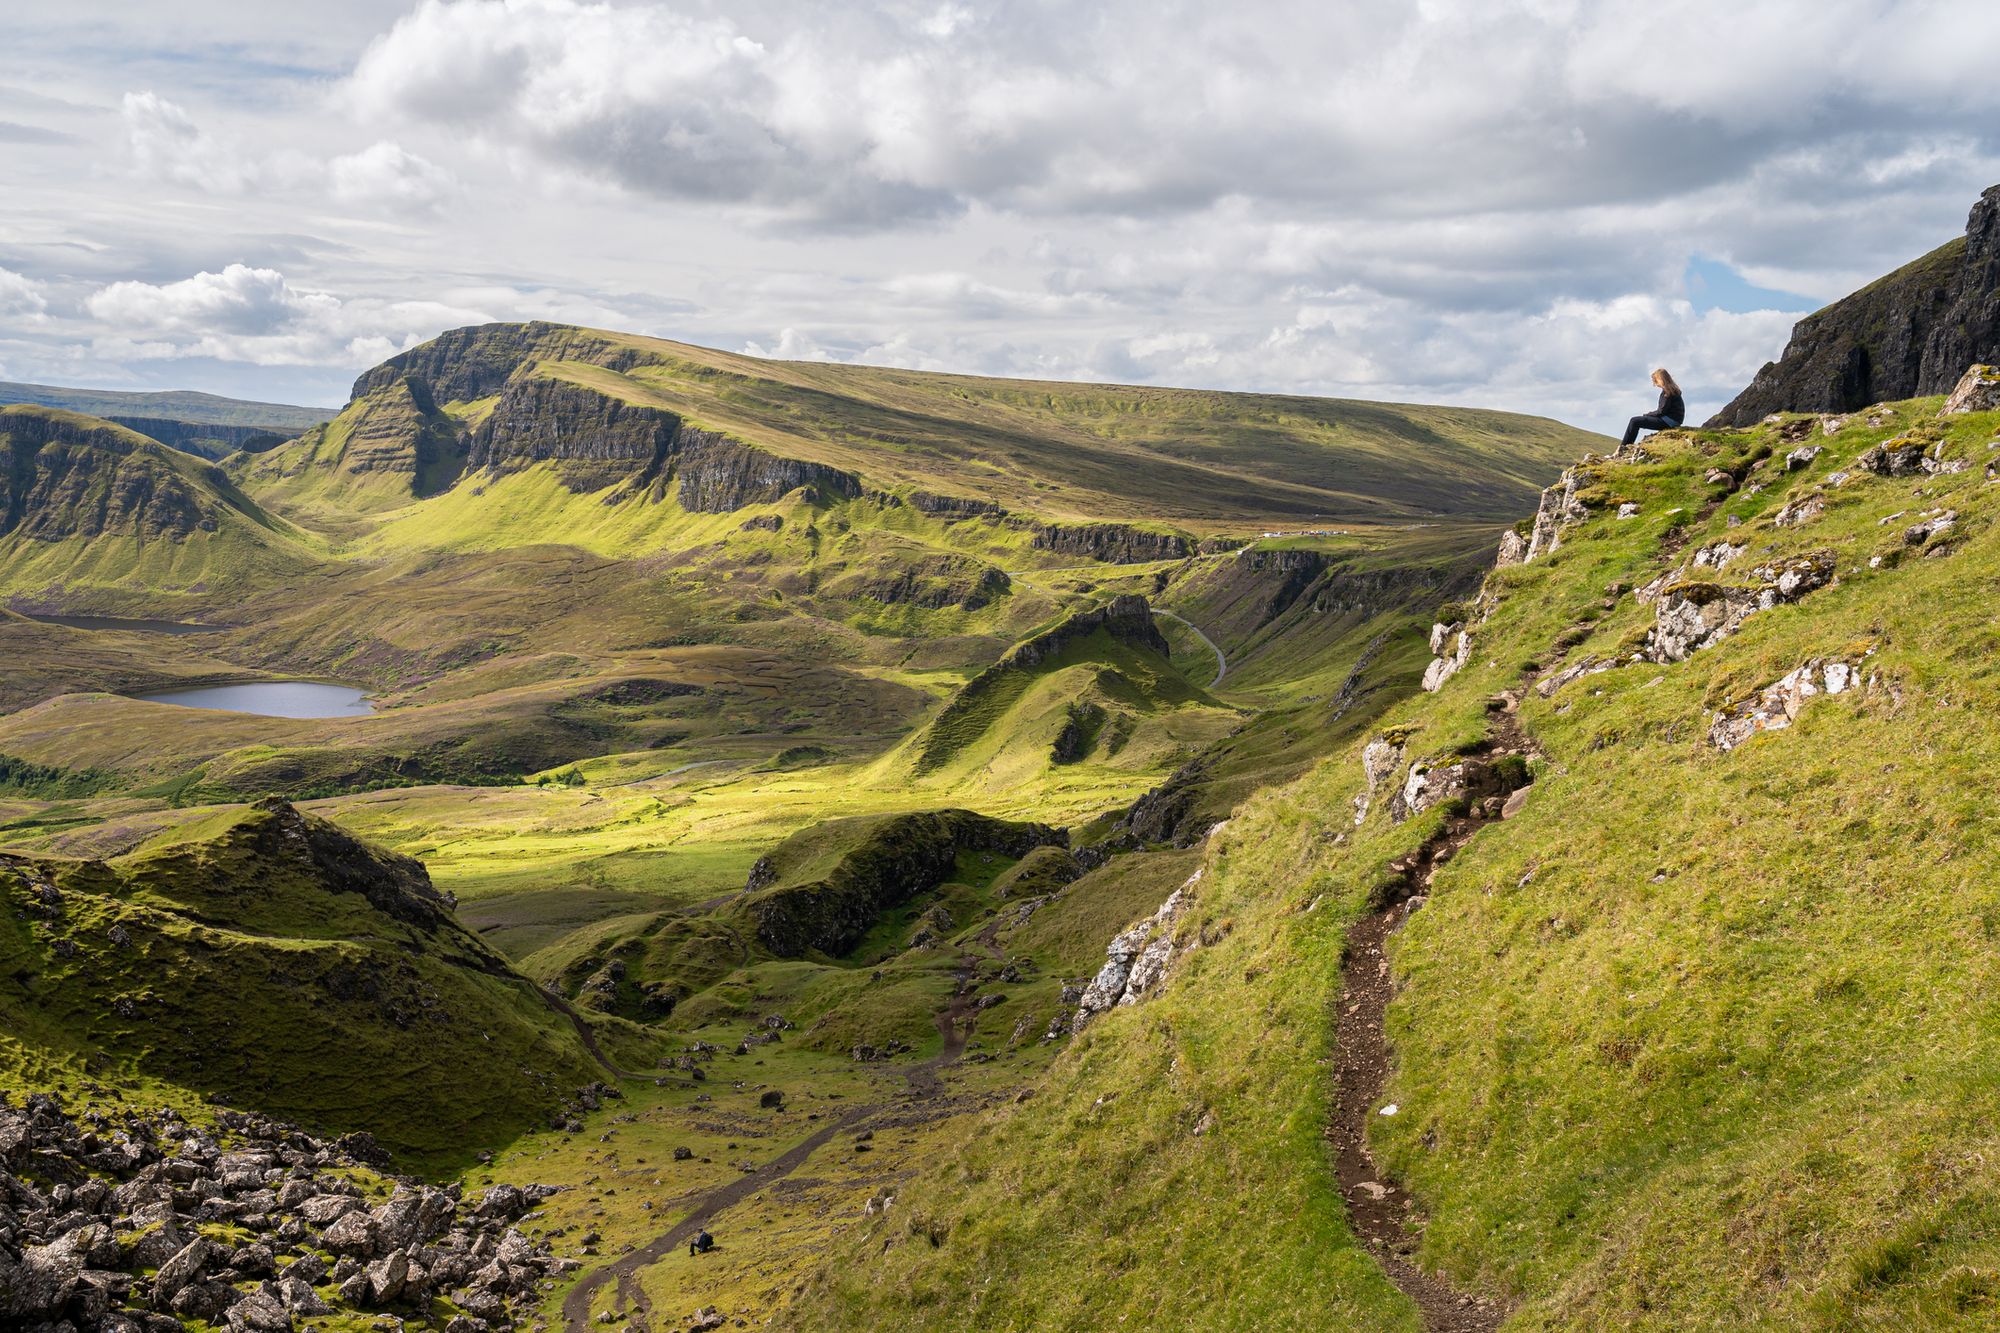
[1151,608,1227,687]
[560,941,994,1332]
[1331,682,1537,1332]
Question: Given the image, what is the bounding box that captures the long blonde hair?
[1652,368,1682,395]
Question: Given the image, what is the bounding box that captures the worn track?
[1332,688,1535,1332]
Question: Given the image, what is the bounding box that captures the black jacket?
[1657,388,1685,423]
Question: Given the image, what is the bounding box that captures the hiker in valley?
[1621,368,1686,447]
[690,1228,715,1257]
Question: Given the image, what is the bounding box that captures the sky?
[1,0,1997,435]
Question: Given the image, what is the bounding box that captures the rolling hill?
[236,321,1601,528]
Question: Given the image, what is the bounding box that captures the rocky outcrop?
[1421,621,1472,692]
[1941,363,2000,415]
[1710,185,2000,425]
[1710,659,1871,751]
[1023,521,1194,564]
[907,490,1005,519]
[470,376,864,509]
[1072,868,1200,1029]
[470,377,669,488]
[1524,468,1591,562]
[1642,552,1835,663]
[0,1093,569,1331]
[349,322,631,404]
[1352,737,1406,825]
[743,811,1065,958]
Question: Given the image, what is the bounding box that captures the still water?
[134,682,373,719]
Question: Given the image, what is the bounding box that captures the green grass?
[0,801,631,1171]
[784,398,2000,1330]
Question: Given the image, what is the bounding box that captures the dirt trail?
[560,939,994,1332]
[1332,687,1536,1333]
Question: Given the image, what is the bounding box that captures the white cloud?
[84,264,486,368]
[339,0,2000,229]
[123,90,451,217]
[0,266,49,323]
[122,91,266,193]
[329,141,456,212]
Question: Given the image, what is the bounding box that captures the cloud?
[339,0,2000,231]
[0,266,49,322]
[84,264,484,368]
[124,90,453,217]
[122,91,265,192]
[329,141,456,212]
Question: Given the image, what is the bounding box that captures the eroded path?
[1332,687,1536,1332]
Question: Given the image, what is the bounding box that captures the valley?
[10,304,1997,1331]
[0,325,1587,1331]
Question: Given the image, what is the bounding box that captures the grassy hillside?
[785,392,2000,1330]
[0,798,623,1169]
[0,405,322,609]
[238,321,1601,528]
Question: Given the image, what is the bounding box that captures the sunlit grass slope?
[0,405,322,608]
[788,395,2000,1330]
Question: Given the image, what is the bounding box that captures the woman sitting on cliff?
[1621,368,1686,447]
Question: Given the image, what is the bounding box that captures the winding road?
[1150,609,1227,687]
[559,945,993,1332]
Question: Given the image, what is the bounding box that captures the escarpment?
[0,406,254,541]
[1712,184,2000,425]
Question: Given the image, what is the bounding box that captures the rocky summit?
[1712,183,2000,425]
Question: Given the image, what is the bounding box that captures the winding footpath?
[1331,683,1538,1333]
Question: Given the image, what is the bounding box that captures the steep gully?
[1332,680,1540,1333]
[560,934,996,1332]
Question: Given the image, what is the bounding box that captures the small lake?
[21,612,223,636]
[134,682,374,719]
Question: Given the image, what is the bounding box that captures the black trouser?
[1621,413,1681,446]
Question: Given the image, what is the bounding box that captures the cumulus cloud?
[329,141,456,212]
[0,266,49,322]
[122,90,265,192]
[124,90,454,217]
[341,0,2000,229]
[84,264,484,367]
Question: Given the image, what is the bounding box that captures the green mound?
[0,798,605,1167]
[738,808,1065,958]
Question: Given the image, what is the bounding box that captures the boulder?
[1353,737,1405,825]
[151,1234,212,1304]
[1711,660,1867,751]
[1941,364,2000,415]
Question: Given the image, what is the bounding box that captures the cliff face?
[0,407,232,541]
[349,321,633,403]
[1712,185,2000,425]
[472,375,864,509]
